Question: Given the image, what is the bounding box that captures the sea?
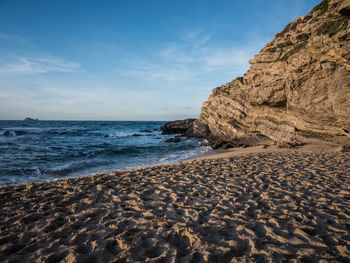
[0,120,210,187]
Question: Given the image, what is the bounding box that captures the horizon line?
[0,119,188,122]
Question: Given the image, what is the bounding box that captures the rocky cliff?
[195,0,350,146]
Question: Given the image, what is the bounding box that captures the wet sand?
[0,147,349,262]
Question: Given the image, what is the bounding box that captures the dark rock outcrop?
[193,0,350,146]
[165,136,182,143]
[161,119,196,135]
[3,130,13,136]
[14,130,26,136]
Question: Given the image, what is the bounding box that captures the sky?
[0,0,320,121]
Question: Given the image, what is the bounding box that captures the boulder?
[165,136,182,143]
[140,130,152,133]
[3,130,12,136]
[14,130,26,136]
[161,119,196,135]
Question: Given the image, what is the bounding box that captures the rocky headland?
[165,0,350,149]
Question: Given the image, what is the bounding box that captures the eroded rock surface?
[195,0,350,145]
[161,119,196,135]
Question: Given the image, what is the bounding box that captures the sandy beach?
[0,144,349,262]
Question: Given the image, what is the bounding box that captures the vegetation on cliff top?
[312,0,330,15]
[317,17,349,36]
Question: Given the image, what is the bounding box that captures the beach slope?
[1,149,349,262]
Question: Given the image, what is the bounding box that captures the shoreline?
[0,139,210,189]
[1,139,349,261]
[0,136,346,190]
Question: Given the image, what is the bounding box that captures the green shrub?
[316,18,349,37]
[273,42,308,62]
[278,22,292,37]
[312,0,330,16]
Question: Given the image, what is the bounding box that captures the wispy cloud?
[182,29,211,48]
[0,32,28,42]
[0,80,167,120]
[202,47,253,69]
[122,60,198,82]
[121,30,265,82]
[158,44,195,63]
[0,56,82,76]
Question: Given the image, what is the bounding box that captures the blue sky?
[0,0,320,120]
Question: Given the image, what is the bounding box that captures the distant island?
[24,117,39,121]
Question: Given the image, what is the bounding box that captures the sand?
[0,145,349,262]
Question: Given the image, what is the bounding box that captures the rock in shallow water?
[140,129,152,133]
[165,136,181,143]
[161,119,196,135]
[3,130,13,136]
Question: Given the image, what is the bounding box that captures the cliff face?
[195,0,350,146]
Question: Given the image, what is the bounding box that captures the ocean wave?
[0,121,206,187]
[105,131,145,138]
[151,146,211,166]
[104,129,162,138]
[0,128,99,137]
[46,158,115,177]
[44,128,95,136]
[83,147,141,159]
[1,126,161,138]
